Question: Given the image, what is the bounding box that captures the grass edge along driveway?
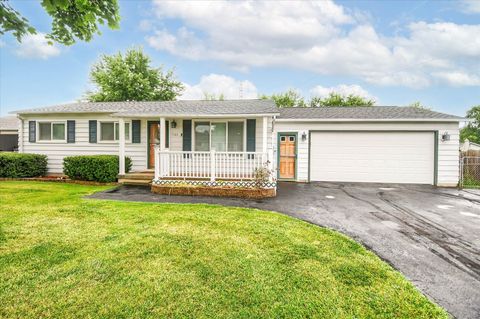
[0,182,448,318]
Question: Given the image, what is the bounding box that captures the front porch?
[117,114,277,196]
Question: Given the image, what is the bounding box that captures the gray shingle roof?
[12,101,462,121]
[0,116,19,130]
[278,106,462,120]
[13,99,279,116]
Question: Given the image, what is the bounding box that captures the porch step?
[118,178,152,186]
[118,171,154,186]
[119,173,154,180]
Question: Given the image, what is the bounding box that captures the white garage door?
[309,131,435,184]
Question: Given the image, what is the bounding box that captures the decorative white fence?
[155,148,273,181]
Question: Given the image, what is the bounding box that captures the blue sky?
[1,0,479,116]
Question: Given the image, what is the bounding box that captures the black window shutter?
[165,120,170,148]
[67,120,75,143]
[89,120,97,143]
[183,120,192,151]
[246,119,256,152]
[132,120,141,143]
[28,121,36,143]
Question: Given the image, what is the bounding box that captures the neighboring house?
[0,116,19,151]
[460,139,480,152]
[13,100,462,187]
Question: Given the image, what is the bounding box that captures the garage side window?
[38,122,66,141]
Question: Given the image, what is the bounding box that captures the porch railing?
[154,148,273,181]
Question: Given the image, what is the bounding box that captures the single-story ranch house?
[12,99,462,188]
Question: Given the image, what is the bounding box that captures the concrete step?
[118,172,154,180]
[118,178,152,186]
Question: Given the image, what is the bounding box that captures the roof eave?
[275,118,464,122]
[111,113,281,118]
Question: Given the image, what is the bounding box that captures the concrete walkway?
[89,182,480,319]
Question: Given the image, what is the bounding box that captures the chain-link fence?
[460,151,480,188]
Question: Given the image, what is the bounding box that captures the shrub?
[63,155,132,183]
[253,161,275,187]
[0,152,48,178]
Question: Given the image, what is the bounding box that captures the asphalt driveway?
[90,182,480,319]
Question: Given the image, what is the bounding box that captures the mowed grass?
[0,182,447,319]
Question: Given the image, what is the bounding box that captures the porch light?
[302,131,307,141]
[171,120,177,128]
[441,131,450,142]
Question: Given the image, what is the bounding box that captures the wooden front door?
[279,134,296,179]
[148,121,160,169]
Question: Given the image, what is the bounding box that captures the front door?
[148,121,160,169]
[279,134,296,179]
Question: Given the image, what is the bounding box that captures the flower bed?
[151,180,276,199]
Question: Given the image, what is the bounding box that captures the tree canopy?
[460,105,480,143]
[309,93,375,107]
[409,101,430,110]
[0,0,120,45]
[86,48,184,102]
[262,90,375,108]
[260,90,306,108]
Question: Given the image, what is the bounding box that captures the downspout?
[16,114,24,153]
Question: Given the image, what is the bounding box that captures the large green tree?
[310,92,375,107]
[87,48,184,102]
[0,0,120,45]
[261,89,306,108]
[460,105,480,143]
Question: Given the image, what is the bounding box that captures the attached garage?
[275,107,462,187]
[309,131,435,184]
[0,116,19,151]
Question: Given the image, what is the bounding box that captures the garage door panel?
[310,132,434,184]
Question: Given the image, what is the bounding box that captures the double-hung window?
[38,122,66,141]
[99,122,130,142]
[194,121,244,152]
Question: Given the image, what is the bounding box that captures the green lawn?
[0,182,447,319]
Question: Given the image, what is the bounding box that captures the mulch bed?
[151,184,276,199]
[0,177,118,186]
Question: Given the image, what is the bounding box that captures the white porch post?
[119,118,125,175]
[154,145,160,180]
[159,117,166,151]
[159,117,166,177]
[262,116,268,154]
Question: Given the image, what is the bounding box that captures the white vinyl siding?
[21,115,148,173]
[20,115,274,175]
[274,121,460,187]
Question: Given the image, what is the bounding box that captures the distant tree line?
[260,89,375,107]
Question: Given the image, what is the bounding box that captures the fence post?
[459,156,464,188]
[210,149,216,182]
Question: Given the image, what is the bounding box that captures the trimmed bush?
[63,155,132,183]
[0,152,48,178]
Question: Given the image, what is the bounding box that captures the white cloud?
[432,72,480,86]
[0,40,5,48]
[310,84,376,101]
[15,33,60,59]
[459,0,480,14]
[181,74,258,100]
[146,0,480,87]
